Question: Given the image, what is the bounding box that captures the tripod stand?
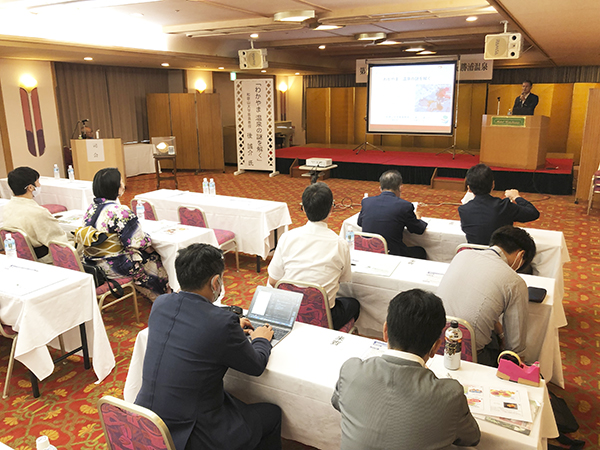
[354,117,385,154]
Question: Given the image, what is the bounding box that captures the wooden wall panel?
[196,93,224,171]
[575,89,600,201]
[469,84,487,150]
[170,93,198,170]
[147,93,171,138]
[306,88,330,144]
[547,84,573,154]
[355,87,381,146]
[567,83,600,164]
[487,85,522,116]
[330,88,354,144]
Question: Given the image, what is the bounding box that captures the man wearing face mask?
[436,226,536,367]
[136,243,282,450]
[3,166,68,263]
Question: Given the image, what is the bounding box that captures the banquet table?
[55,210,219,292]
[0,176,94,211]
[123,143,155,177]
[0,255,115,384]
[338,250,564,387]
[134,190,292,262]
[0,197,9,225]
[124,323,558,450]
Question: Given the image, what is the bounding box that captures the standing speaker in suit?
[512,80,539,115]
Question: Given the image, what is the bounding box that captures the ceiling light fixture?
[261,70,267,73]
[130,12,143,18]
[466,16,478,22]
[295,72,300,75]
[308,22,343,31]
[84,56,93,61]
[161,62,169,67]
[378,40,399,45]
[218,66,224,70]
[355,32,387,41]
[250,33,259,38]
[404,46,425,52]
[273,10,315,23]
[417,50,436,55]
[318,45,326,49]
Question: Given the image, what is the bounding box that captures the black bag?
[83,263,125,298]
[548,390,585,449]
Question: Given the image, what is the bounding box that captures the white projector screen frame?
[366,60,458,135]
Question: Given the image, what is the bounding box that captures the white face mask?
[212,275,223,303]
[510,252,524,271]
[32,185,41,198]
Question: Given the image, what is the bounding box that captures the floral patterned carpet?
[1,166,598,449]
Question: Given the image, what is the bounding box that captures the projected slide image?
[415,85,452,112]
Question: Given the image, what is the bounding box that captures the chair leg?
[58,335,66,354]
[3,338,18,399]
[235,241,240,272]
[131,286,140,323]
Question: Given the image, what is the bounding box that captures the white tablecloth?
[124,323,557,450]
[123,143,155,177]
[56,211,219,292]
[338,250,563,387]
[0,198,9,225]
[0,176,94,211]
[0,255,115,382]
[134,190,292,259]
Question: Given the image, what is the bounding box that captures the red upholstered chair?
[0,228,38,261]
[354,231,388,254]
[455,243,488,254]
[49,241,140,323]
[98,396,176,450]
[275,280,356,334]
[436,316,477,363]
[130,199,158,221]
[178,205,239,271]
[0,323,18,399]
[42,204,67,214]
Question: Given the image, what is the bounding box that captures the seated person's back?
[332,289,480,450]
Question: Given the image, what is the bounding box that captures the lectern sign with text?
[490,116,526,127]
[234,79,277,176]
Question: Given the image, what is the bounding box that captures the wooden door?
[196,93,225,171]
[170,93,199,170]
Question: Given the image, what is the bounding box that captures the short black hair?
[523,80,533,87]
[8,166,39,196]
[380,170,403,191]
[490,225,536,268]
[302,182,333,222]
[175,243,224,292]
[386,289,446,358]
[92,167,121,200]
[466,164,494,195]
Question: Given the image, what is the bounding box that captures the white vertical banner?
[234,79,278,176]
[459,54,494,80]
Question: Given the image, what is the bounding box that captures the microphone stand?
[70,120,82,139]
[496,97,501,115]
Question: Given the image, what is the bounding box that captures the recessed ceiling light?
[405,47,425,52]
[355,32,387,41]
[313,24,343,31]
[318,45,326,49]
[261,70,267,73]
[295,72,300,75]
[84,57,93,61]
[417,50,436,55]
[466,16,478,22]
[218,66,224,70]
[274,10,315,22]
[379,40,399,45]
[250,33,259,38]
[130,12,143,18]
[161,62,169,67]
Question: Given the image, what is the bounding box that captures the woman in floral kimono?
[81,167,168,296]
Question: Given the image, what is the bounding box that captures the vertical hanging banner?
[234,79,278,177]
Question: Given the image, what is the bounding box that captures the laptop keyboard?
[248,321,289,341]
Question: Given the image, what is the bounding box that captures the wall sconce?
[19,74,38,92]
[19,74,45,157]
[278,82,288,121]
[195,79,207,93]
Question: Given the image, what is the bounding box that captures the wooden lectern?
[480,115,549,170]
[71,138,125,181]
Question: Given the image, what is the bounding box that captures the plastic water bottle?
[136,201,145,221]
[67,165,75,181]
[202,178,209,194]
[507,109,512,116]
[53,164,60,179]
[363,193,368,199]
[444,320,462,370]
[36,435,57,450]
[209,178,216,196]
[346,229,355,251]
[4,233,17,259]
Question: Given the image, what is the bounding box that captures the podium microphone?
[496,97,501,115]
[81,118,89,123]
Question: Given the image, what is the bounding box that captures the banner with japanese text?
[235,79,275,172]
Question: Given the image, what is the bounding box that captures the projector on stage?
[306,158,333,167]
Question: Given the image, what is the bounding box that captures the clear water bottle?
[202,178,209,194]
[209,178,216,196]
[53,164,60,179]
[4,233,17,259]
[346,229,355,252]
[136,201,145,221]
[67,165,75,181]
[36,435,57,450]
[507,109,512,116]
[444,320,462,370]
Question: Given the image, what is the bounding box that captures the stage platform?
[275,146,573,195]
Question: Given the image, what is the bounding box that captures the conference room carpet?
[0,166,598,449]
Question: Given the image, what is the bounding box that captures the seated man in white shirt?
[267,182,360,330]
[3,166,68,263]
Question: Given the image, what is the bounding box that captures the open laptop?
[246,286,303,346]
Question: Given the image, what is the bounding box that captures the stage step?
[430,168,465,191]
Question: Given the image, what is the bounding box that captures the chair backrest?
[98,396,176,450]
[0,228,37,261]
[130,199,157,221]
[178,205,208,228]
[455,243,488,254]
[436,316,477,363]
[48,240,84,272]
[275,280,333,329]
[354,231,388,254]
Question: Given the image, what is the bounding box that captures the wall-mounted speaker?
[484,33,522,60]
[238,49,268,70]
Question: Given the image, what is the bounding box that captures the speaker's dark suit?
[512,92,539,115]
[458,194,540,245]
[358,191,427,258]
[135,291,279,450]
[332,355,480,450]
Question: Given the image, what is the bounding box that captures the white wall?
[275,75,305,146]
[0,59,63,177]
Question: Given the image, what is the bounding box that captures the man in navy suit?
[358,170,428,259]
[135,243,281,450]
[459,164,539,246]
[512,80,539,115]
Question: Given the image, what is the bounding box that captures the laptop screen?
[247,286,302,328]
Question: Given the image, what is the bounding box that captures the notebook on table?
[246,286,303,346]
